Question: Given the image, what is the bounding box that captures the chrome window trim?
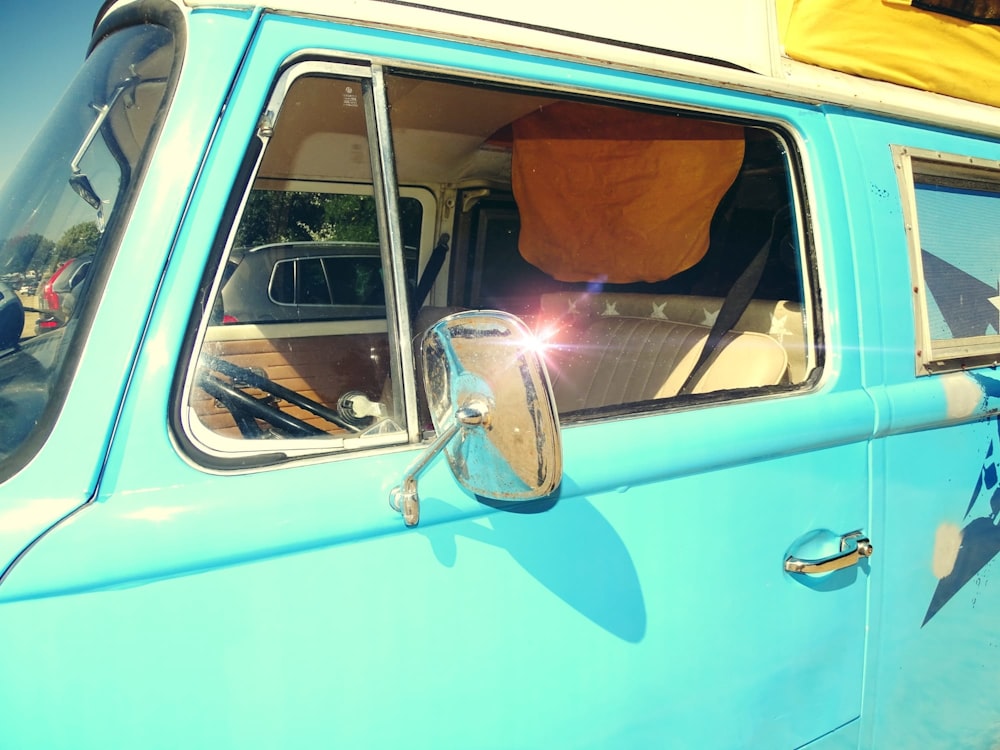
[370,64,421,443]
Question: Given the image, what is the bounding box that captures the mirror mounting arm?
[389,397,491,526]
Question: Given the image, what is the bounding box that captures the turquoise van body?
[1,2,999,747]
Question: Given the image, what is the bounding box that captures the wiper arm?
[67,75,140,231]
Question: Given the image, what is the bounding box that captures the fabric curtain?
[511,101,744,284]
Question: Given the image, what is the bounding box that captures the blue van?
[2,0,1000,747]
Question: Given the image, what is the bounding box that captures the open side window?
[894,145,1000,374]
[389,74,816,422]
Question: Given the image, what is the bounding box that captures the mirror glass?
[422,311,561,500]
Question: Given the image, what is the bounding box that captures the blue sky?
[0,1,106,188]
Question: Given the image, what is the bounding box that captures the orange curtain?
[511,101,745,283]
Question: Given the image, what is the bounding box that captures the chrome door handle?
[784,531,873,574]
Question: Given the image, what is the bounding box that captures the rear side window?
[293,257,330,305]
[219,191,422,324]
[268,255,404,309]
[269,259,296,304]
[894,146,1000,373]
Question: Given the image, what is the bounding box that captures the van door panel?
[831,112,1000,747]
[0,412,870,749]
[0,15,875,750]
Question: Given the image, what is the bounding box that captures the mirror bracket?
[389,310,561,527]
[389,397,491,526]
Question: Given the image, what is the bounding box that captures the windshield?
[0,23,177,475]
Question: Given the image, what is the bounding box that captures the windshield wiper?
[68,74,142,231]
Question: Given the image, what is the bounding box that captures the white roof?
[379,0,780,75]
[182,0,782,75]
[103,0,1000,138]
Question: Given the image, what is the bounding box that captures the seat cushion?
[547,316,788,412]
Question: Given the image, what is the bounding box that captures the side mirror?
[390,311,562,526]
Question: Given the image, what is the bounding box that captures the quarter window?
[182,66,412,457]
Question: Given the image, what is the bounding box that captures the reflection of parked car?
[35,255,93,333]
[216,242,416,324]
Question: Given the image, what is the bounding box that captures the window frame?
[893,145,1000,375]
[176,52,823,469]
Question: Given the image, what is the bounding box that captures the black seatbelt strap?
[413,233,450,313]
[678,207,787,396]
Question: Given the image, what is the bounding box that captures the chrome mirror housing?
[390,311,562,526]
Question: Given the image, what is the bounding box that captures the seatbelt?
[412,233,450,313]
[678,206,788,396]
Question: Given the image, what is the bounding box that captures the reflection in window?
[0,23,177,475]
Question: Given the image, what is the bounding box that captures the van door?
[0,14,874,749]
[833,113,1000,747]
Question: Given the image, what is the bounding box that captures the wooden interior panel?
[191,332,392,437]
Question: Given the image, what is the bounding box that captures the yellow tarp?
[511,102,744,284]
[779,0,1000,109]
